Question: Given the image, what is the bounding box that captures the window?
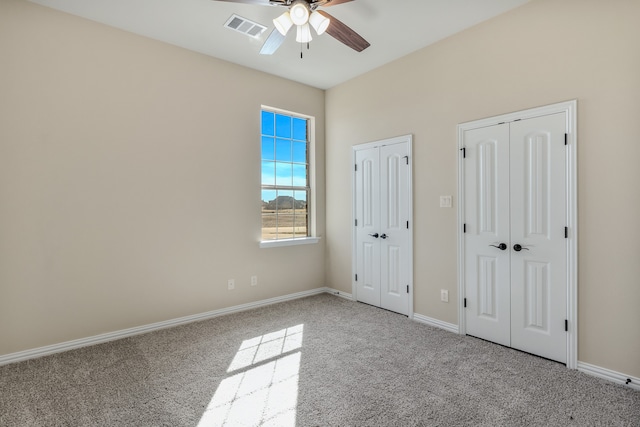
[261,108,315,245]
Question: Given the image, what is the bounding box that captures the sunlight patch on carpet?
[228,324,303,373]
[197,325,304,426]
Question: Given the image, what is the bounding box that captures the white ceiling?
[28,0,530,89]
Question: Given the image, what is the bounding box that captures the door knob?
[513,244,529,252]
[368,233,379,238]
[489,243,508,250]
[380,234,388,239]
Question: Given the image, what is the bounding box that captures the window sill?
[259,237,320,249]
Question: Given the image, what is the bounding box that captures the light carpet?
[1,294,638,426]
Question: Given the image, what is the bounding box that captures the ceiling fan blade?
[260,29,287,55]
[316,0,355,7]
[317,10,370,52]
[212,0,282,5]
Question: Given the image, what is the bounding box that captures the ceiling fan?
[214,0,370,55]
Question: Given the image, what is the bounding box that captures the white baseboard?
[413,313,459,334]
[3,290,637,393]
[0,287,330,367]
[324,287,354,301]
[577,361,640,391]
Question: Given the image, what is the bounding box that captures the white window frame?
[259,106,319,249]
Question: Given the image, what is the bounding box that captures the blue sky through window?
[261,111,308,203]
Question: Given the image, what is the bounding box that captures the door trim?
[352,134,414,319]
[456,100,578,369]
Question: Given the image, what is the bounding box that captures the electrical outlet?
[440,289,449,303]
[227,279,235,290]
[440,196,452,208]
[251,276,258,287]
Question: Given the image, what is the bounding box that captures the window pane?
[293,190,307,203]
[294,215,308,237]
[293,118,307,141]
[262,190,276,205]
[277,215,295,239]
[292,164,307,187]
[275,139,292,162]
[293,190,309,237]
[262,213,277,240]
[275,190,294,210]
[293,191,309,237]
[262,137,275,160]
[261,111,275,136]
[261,161,275,186]
[292,142,307,163]
[275,114,292,138]
[275,162,292,186]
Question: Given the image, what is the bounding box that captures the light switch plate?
[440,196,452,208]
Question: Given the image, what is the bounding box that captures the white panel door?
[379,143,410,315]
[463,124,511,346]
[463,113,568,363]
[355,146,381,307]
[354,139,411,316]
[510,113,567,363]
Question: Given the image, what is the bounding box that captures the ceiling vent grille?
[224,14,267,39]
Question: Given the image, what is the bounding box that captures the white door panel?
[380,143,410,315]
[510,113,567,363]
[463,124,511,346]
[355,147,380,307]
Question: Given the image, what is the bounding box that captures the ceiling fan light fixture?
[296,23,313,43]
[309,11,330,35]
[290,1,310,26]
[273,11,293,35]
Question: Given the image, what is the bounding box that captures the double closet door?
[463,112,568,363]
[353,136,412,316]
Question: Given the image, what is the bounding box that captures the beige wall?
[2,0,638,380]
[326,0,640,377]
[0,0,325,356]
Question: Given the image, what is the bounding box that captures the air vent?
[224,14,267,39]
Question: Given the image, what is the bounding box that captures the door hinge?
[463,223,466,233]
[565,319,568,332]
[565,227,568,238]
[464,298,467,308]
[355,274,358,282]
[407,285,409,293]
[355,219,358,226]
[460,147,466,158]
[406,221,409,229]
[354,164,357,172]
[403,155,409,165]
[565,133,568,145]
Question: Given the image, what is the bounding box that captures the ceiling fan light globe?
[295,23,313,43]
[309,11,330,35]
[273,11,293,36]
[290,1,310,26]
